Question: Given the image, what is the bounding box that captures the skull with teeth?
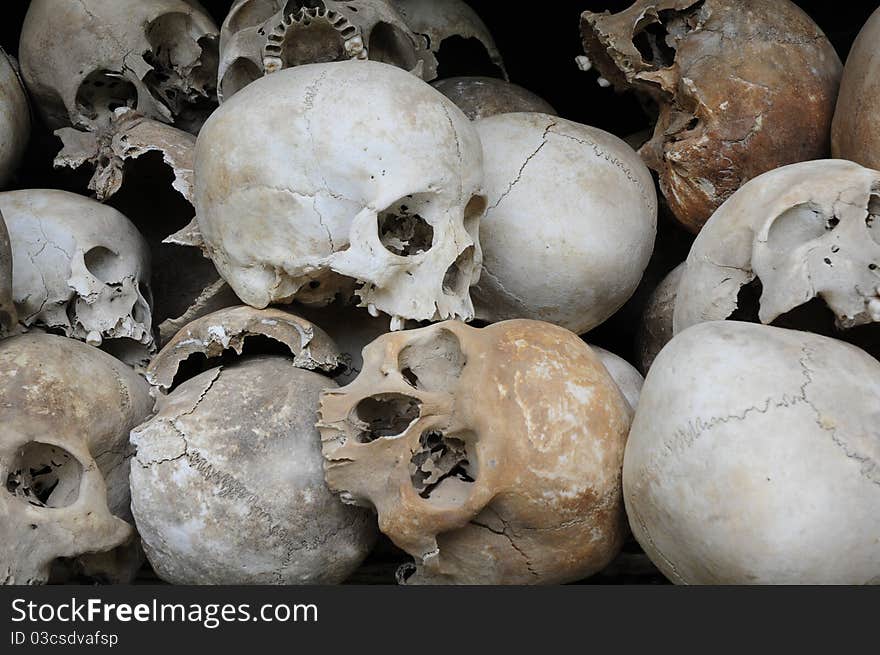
[319,319,633,584]
[218,0,435,101]
[674,160,880,336]
[19,0,219,134]
[580,0,842,233]
[1,190,154,366]
[195,61,485,329]
[0,333,154,585]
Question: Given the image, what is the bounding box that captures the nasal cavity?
[5,442,83,508]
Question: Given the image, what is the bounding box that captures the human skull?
[195,61,486,328]
[674,160,880,336]
[1,190,154,365]
[636,262,684,373]
[432,77,556,121]
[19,0,219,134]
[1,333,153,585]
[625,321,880,584]
[591,346,644,412]
[320,319,632,585]
[391,0,505,79]
[832,6,880,170]
[132,307,376,584]
[472,113,657,335]
[0,210,15,338]
[0,48,30,188]
[581,0,842,233]
[218,0,435,101]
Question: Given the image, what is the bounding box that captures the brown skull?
[319,319,632,584]
[581,0,842,233]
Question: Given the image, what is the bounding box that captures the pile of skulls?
[0,0,876,586]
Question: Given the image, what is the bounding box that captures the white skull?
[472,113,657,335]
[1,333,154,585]
[626,321,880,584]
[1,190,154,365]
[674,160,880,334]
[195,61,485,328]
[19,0,219,133]
[218,0,435,101]
[0,48,30,188]
[320,320,632,584]
[391,0,505,78]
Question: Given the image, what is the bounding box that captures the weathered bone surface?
[674,161,880,335]
[292,299,392,385]
[195,61,485,328]
[0,190,154,366]
[156,279,240,347]
[19,0,219,134]
[55,110,196,204]
[320,320,632,585]
[832,6,880,170]
[391,0,505,78]
[1,333,153,585]
[219,0,435,101]
[0,49,30,188]
[132,312,375,584]
[472,113,657,335]
[636,263,684,373]
[581,0,842,233]
[0,210,16,338]
[626,321,880,584]
[432,77,556,121]
[591,346,644,411]
[147,305,342,392]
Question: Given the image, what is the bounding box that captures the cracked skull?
[319,319,633,585]
[581,0,842,233]
[1,333,153,585]
[131,307,377,584]
[0,48,30,188]
[472,113,657,335]
[0,189,154,365]
[19,0,219,134]
[674,160,880,338]
[218,0,434,101]
[195,61,485,328]
[625,321,880,584]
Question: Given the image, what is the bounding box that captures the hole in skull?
[369,22,419,71]
[5,443,83,508]
[868,194,880,245]
[435,36,504,79]
[727,278,880,360]
[378,203,434,257]
[409,430,476,502]
[169,335,309,391]
[398,329,465,393]
[220,57,262,99]
[274,11,347,67]
[443,246,475,297]
[633,20,677,67]
[75,71,137,123]
[83,246,123,284]
[354,394,421,443]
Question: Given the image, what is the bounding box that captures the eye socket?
[765,203,829,252]
[5,442,83,509]
[353,393,422,443]
[377,199,435,257]
[75,71,137,122]
[83,246,124,284]
[409,430,477,505]
[368,22,419,71]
